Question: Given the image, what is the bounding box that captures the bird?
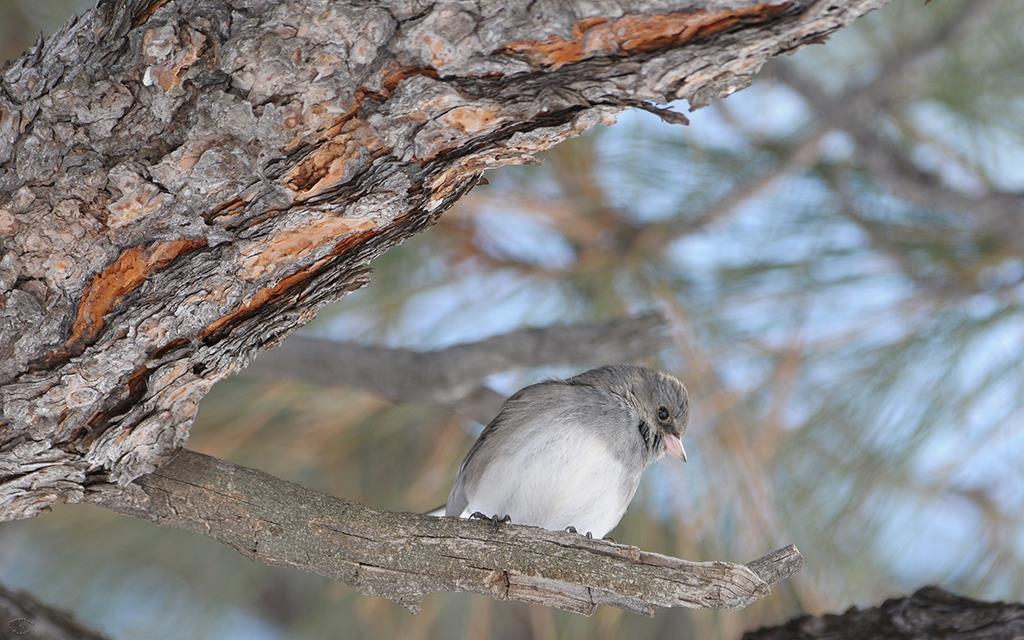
[439,364,689,539]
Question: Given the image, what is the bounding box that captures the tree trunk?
[0,0,886,519]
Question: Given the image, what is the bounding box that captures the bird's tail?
[424,504,446,517]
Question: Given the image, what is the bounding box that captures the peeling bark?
[94,449,804,615]
[743,587,1024,640]
[0,0,887,520]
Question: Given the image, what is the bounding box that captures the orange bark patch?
[67,239,206,347]
[144,26,206,92]
[203,228,377,339]
[419,34,450,67]
[238,215,376,280]
[133,0,172,27]
[203,196,248,225]
[429,158,487,205]
[281,65,435,156]
[500,3,793,69]
[441,105,504,134]
[283,118,386,199]
[381,65,440,92]
[107,182,172,228]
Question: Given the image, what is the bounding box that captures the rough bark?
[0,0,887,520]
[0,582,109,640]
[743,586,1024,640]
[245,312,669,422]
[93,448,803,615]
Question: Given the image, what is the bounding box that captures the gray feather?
[442,364,689,537]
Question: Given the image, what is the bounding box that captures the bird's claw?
[470,512,511,531]
[565,526,577,534]
[602,535,616,543]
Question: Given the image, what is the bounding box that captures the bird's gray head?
[569,364,689,463]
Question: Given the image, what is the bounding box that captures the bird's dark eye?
[657,406,670,422]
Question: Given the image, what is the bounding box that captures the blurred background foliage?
[3,1,1024,638]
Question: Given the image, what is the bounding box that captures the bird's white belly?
[465,429,632,538]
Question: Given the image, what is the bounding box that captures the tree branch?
[244,313,669,422]
[769,62,1024,246]
[742,586,1024,639]
[0,582,109,640]
[0,0,888,520]
[826,173,959,295]
[866,1,1005,103]
[635,125,827,251]
[91,449,803,616]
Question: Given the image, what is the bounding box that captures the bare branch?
[0,582,109,640]
[827,174,959,295]
[243,313,669,422]
[867,2,1005,103]
[742,586,1024,640]
[769,63,1024,245]
[92,449,803,616]
[0,0,889,520]
[649,125,827,244]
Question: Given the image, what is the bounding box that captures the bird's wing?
[444,397,514,516]
[443,475,468,517]
[445,381,638,517]
[444,385,536,516]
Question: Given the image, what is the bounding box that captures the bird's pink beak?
[664,435,687,462]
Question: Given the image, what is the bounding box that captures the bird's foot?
[564,526,597,539]
[602,535,616,543]
[470,512,511,531]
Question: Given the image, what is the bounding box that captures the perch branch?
[93,449,803,616]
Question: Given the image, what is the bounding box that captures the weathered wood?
[0,0,888,520]
[743,586,1024,640]
[93,448,803,615]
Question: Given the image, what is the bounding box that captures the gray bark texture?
[0,0,887,521]
[95,449,804,615]
[743,586,1024,640]
[0,582,109,640]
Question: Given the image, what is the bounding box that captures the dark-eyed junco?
[440,364,689,538]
